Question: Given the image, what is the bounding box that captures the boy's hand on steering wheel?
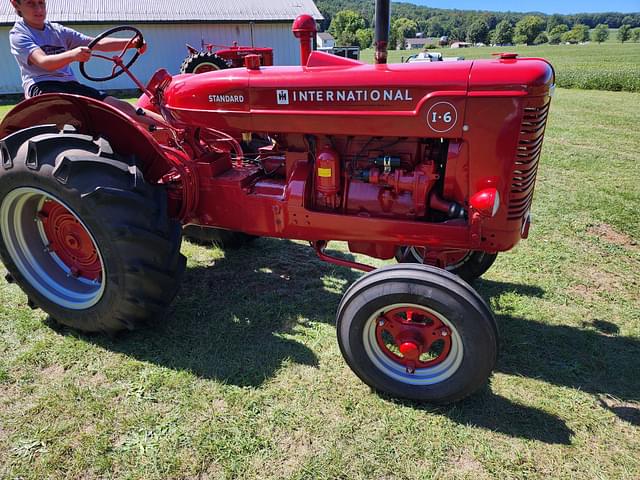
[72,46,92,63]
[132,34,147,54]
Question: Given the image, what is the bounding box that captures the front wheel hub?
[375,306,453,370]
[364,303,463,385]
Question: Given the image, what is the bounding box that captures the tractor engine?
[257,136,448,220]
[313,138,441,218]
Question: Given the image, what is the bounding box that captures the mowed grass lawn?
[1,87,639,479]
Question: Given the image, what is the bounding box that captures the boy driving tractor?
[8,0,161,125]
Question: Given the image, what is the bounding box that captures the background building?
[404,37,437,49]
[0,0,322,95]
[316,32,335,49]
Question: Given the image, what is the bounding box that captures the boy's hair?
[11,0,22,17]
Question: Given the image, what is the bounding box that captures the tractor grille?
[507,99,551,220]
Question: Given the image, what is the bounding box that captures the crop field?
[1,74,639,478]
[363,42,640,92]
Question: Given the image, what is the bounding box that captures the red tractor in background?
[180,42,274,74]
[0,0,554,404]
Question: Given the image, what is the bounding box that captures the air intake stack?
[374,0,391,64]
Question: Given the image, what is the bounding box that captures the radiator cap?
[493,52,519,60]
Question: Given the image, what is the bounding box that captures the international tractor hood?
[163,51,554,138]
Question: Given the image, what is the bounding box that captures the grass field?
[362,42,640,92]
[1,87,639,478]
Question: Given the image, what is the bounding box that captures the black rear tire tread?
[179,52,229,74]
[0,126,185,334]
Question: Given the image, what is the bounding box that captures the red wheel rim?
[375,306,452,371]
[38,199,102,282]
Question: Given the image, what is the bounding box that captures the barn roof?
[0,0,323,25]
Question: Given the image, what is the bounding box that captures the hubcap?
[0,187,105,309]
[364,303,463,385]
[38,199,102,282]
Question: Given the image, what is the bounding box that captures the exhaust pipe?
[374,0,391,64]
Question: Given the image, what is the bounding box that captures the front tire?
[337,264,498,404]
[0,125,186,333]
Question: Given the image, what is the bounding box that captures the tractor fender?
[0,93,175,183]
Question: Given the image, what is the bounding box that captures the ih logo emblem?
[276,90,289,105]
[276,90,290,105]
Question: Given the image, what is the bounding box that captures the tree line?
[316,0,640,47]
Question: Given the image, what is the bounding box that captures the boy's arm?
[28,46,92,72]
[92,36,147,54]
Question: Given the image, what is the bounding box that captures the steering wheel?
[80,26,144,82]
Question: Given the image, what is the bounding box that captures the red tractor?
[0,1,554,404]
[180,42,274,74]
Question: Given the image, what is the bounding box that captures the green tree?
[355,28,373,49]
[329,10,366,46]
[546,14,565,32]
[534,32,548,45]
[617,24,631,43]
[425,16,445,37]
[513,16,546,44]
[466,18,489,44]
[561,24,589,44]
[572,24,591,42]
[621,15,634,26]
[391,17,418,49]
[591,24,609,43]
[492,20,514,45]
[548,24,569,44]
[561,30,575,43]
[632,28,640,42]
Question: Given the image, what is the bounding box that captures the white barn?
[0,0,322,95]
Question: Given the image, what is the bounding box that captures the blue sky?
[411,0,640,14]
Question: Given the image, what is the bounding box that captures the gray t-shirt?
[9,19,92,96]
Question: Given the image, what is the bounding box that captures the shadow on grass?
[57,238,639,443]
[475,279,640,428]
[408,387,575,445]
[81,238,362,387]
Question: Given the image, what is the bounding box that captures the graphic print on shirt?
[40,45,66,55]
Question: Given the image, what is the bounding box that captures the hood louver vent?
[507,100,550,220]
